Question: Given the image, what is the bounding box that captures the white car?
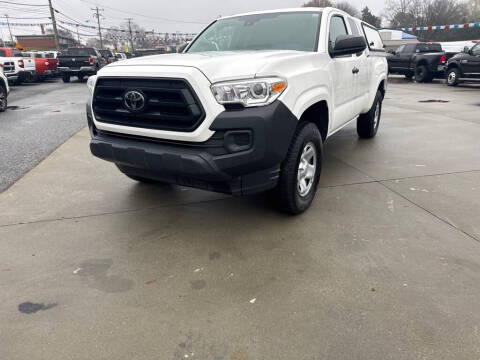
[0,63,9,112]
[114,53,128,61]
[86,7,388,214]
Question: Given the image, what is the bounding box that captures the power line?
[3,16,51,19]
[79,0,207,24]
[0,0,47,6]
[57,23,97,37]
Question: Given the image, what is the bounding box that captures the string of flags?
[402,21,480,32]
[0,20,197,40]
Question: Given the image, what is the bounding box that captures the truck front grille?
[92,77,205,132]
[3,62,14,73]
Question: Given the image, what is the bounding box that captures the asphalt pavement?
[0,78,89,192]
[0,77,480,359]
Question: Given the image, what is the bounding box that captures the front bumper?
[87,100,298,195]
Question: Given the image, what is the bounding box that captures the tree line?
[303,0,480,41]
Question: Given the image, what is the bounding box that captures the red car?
[41,51,59,76]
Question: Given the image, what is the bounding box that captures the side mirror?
[331,35,367,57]
[463,46,471,54]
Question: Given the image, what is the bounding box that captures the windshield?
[99,50,112,57]
[187,12,321,53]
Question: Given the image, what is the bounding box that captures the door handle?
[352,67,359,74]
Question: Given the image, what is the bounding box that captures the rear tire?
[62,74,71,83]
[275,122,322,215]
[13,74,24,85]
[415,65,431,83]
[357,90,382,139]
[0,85,7,112]
[446,67,460,86]
[77,73,85,81]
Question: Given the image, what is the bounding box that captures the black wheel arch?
[298,101,329,142]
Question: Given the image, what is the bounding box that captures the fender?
[290,85,331,121]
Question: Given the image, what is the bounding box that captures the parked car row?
[0,46,132,86]
[0,46,132,114]
[387,42,480,86]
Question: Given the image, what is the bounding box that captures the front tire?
[357,90,382,139]
[446,68,460,86]
[275,122,322,215]
[0,85,7,112]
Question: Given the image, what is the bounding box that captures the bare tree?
[334,1,359,16]
[303,0,332,7]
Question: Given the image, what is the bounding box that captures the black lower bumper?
[87,101,298,195]
[60,67,97,75]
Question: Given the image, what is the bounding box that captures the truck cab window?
[362,24,384,51]
[347,18,360,35]
[395,45,405,54]
[329,15,348,51]
[472,44,480,55]
[404,44,415,54]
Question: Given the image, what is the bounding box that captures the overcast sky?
[1,0,385,40]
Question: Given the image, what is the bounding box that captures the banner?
[402,22,480,32]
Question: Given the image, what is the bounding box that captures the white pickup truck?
[87,7,388,214]
[0,48,37,85]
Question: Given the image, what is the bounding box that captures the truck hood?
[108,50,306,83]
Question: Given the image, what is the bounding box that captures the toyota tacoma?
[86,8,388,214]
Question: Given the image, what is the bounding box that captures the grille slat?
[93,77,205,132]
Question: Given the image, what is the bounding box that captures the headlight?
[211,77,287,107]
[87,75,97,94]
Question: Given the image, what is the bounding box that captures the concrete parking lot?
[0,78,479,359]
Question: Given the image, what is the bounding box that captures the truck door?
[463,43,480,77]
[389,45,404,71]
[328,13,358,130]
[397,44,415,70]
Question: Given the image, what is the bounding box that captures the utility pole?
[0,26,5,47]
[125,18,135,52]
[92,7,104,49]
[47,0,60,50]
[76,26,80,45]
[4,15,13,44]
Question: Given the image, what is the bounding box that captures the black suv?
[445,43,480,86]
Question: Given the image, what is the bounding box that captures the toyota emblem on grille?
[123,90,146,112]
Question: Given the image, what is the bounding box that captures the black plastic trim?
[88,100,298,195]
